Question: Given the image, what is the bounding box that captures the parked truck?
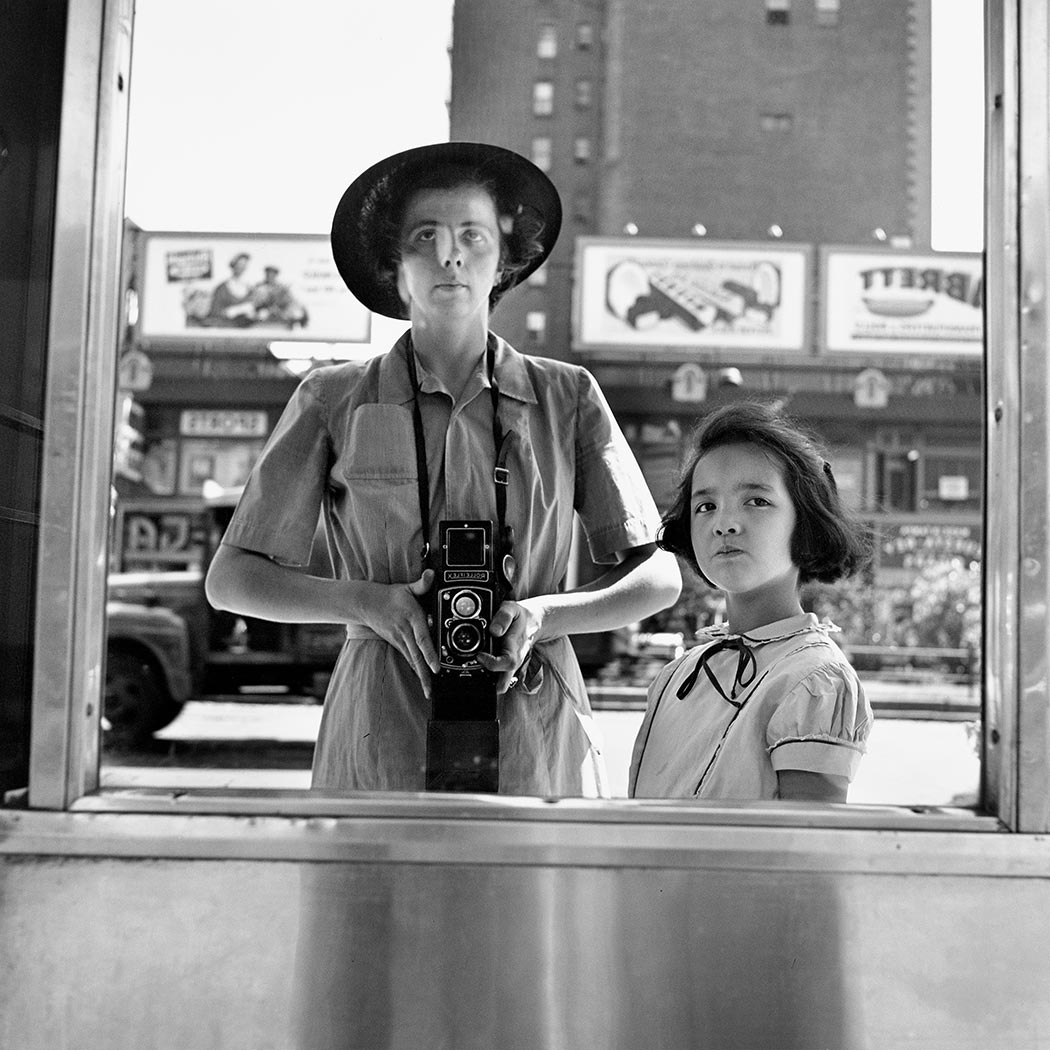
[104,495,345,743]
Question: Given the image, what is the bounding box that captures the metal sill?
[0,789,1033,880]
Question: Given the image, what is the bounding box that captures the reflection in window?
[759,112,793,132]
[575,77,592,109]
[533,80,554,116]
[573,136,591,163]
[920,451,982,512]
[531,135,552,171]
[875,448,919,513]
[96,0,989,812]
[766,0,790,25]
[525,310,547,345]
[815,0,841,27]
[537,23,557,59]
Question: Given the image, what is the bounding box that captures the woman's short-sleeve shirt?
[221,332,662,795]
[629,613,872,800]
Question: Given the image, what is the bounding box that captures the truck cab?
[104,494,344,743]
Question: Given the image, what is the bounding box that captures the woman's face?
[396,184,502,323]
[689,442,799,601]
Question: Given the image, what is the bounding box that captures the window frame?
[25,0,1050,838]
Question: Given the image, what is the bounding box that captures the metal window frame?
[29,0,132,809]
[25,0,1050,836]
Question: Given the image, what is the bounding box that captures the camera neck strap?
[405,335,514,589]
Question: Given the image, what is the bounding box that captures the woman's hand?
[355,570,439,696]
[478,597,545,693]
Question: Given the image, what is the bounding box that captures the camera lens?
[449,621,483,654]
[451,590,481,618]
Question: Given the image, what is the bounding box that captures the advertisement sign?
[179,410,268,439]
[117,504,207,571]
[876,520,981,571]
[573,238,810,352]
[822,247,983,355]
[138,232,371,344]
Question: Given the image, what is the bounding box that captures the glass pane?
[106,0,985,811]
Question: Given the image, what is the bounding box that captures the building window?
[573,137,591,163]
[532,81,554,117]
[766,0,790,25]
[815,0,840,25]
[527,265,549,288]
[921,451,982,511]
[875,449,919,512]
[759,112,793,132]
[525,310,547,345]
[574,77,593,109]
[531,136,552,171]
[575,21,594,50]
[573,191,591,223]
[537,24,557,59]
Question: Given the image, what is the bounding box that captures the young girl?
[629,402,874,802]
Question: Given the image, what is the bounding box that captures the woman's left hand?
[478,597,544,693]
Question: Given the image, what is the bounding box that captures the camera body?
[425,520,503,793]
[431,520,502,684]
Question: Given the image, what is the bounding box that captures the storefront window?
[45,0,1008,821]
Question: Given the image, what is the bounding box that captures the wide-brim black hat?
[331,141,562,320]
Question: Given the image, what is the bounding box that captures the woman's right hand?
[354,570,439,696]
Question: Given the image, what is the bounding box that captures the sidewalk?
[103,692,980,806]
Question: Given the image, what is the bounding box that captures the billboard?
[138,232,371,344]
[573,238,811,352]
[821,247,983,355]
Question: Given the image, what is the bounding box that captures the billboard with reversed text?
[137,232,371,344]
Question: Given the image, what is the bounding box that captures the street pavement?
[103,680,980,805]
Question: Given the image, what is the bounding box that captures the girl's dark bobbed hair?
[659,401,874,586]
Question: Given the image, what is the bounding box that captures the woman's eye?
[694,501,714,515]
[463,228,485,243]
[747,497,772,507]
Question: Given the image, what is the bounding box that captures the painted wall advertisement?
[573,238,810,352]
[822,248,983,355]
[138,233,371,344]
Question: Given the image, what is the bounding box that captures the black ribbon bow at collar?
[676,635,758,707]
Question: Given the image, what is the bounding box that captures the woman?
[207,251,256,326]
[205,142,681,795]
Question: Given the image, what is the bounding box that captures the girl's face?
[396,184,502,323]
[689,442,801,616]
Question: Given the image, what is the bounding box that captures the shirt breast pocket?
[337,404,420,577]
[342,404,417,480]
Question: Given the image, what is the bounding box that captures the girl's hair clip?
[822,460,838,490]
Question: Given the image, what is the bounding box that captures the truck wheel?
[104,649,183,745]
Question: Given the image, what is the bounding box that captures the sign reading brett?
[138,232,371,344]
[821,247,982,355]
[573,238,810,352]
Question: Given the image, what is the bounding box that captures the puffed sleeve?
[572,367,661,563]
[766,663,872,781]
[221,371,332,566]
